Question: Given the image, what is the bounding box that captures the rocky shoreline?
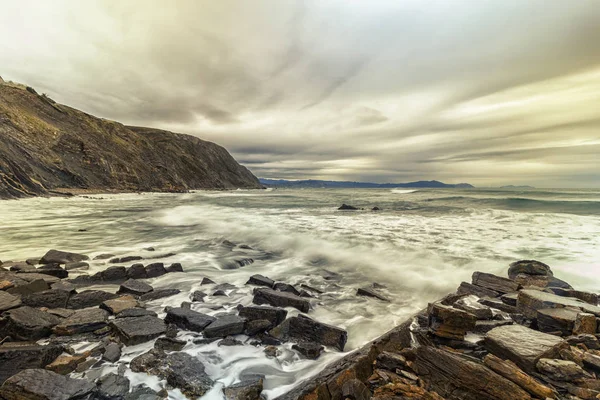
[2,253,599,400]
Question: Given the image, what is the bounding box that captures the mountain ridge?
[259,178,474,188]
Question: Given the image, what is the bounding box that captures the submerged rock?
[40,249,89,265]
[253,288,310,312]
[110,256,143,264]
[0,369,96,400]
[110,316,166,345]
[270,315,347,351]
[292,342,324,360]
[166,263,183,273]
[164,307,216,332]
[338,204,358,210]
[273,282,300,296]
[356,287,390,302]
[190,290,207,302]
[204,315,246,338]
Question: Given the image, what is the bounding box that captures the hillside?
[259,178,474,189]
[0,80,261,199]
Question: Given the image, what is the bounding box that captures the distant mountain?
[259,178,474,189]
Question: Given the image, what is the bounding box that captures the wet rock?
[357,287,390,302]
[0,369,95,400]
[213,290,227,296]
[93,253,115,260]
[238,305,288,326]
[549,288,599,305]
[508,260,553,279]
[96,373,130,400]
[245,319,272,336]
[218,337,243,346]
[567,334,600,350]
[103,343,122,363]
[145,263,167,278]
[191,290,207,302]
[338,204,358,210]
[35,264,68,279]
[204,315,246,338]
[164,307,216,332]
[341,379,370,400]
[270,314,347,351]
[0,343,63,385]
[118,279,153,296]
[201,277,215,285]
[247,274,275,288]
[485,324,566,373]
[537,307,579,335]
[472,271,520,294]
[517,289,600,319]
[0,290,21,312]
[116,308,157,318]
[483,354,556,399]
[376,351,409,371]
[273,282,301,296]
[166,263,183,273]
[155,337,186,351]
[1,306,61,340]
[427,302,477,340]
[264,346,279,358]
[574,312,597,335]
[292,342,324,360]
[65,261,89,270]
[454,296,493,319]
[537,358,591,382]
[223,377,263,400]
[40,249,90,265]
[110,256,143,263]
[126,263,147,279]
[54,308,109,335]
[21,289,70,309]
[473,319,514,334]
[583,352,600,371]
[253,288,310,312]
[140,288,181,301]
[100,295,140,315]
[110,316,166,345]
[478,296,518,313]
[457,281,500,298]
[100,266,127,281]
[67,290,118,309]
[165,323,178,338]
[125,385,160,400]
[223,258,254,269]
[300,284,324,294]
[500,292,518,307]
[45,353,88,375]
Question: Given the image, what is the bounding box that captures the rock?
[253,288,310,312]
[574,312,597,335]
[53,308,109,335]
[485,324,566,373]
[0,369,95,400]
[270,315,347,351]
[130,349,213,397]
[472,271,520,294]
[6,277,51,296]
[0,343,63,385]
[166,263,183,273]
[35,264,68,279]
[264,346,279,358]
[100,266,127,281]
[371,207,380,211]
[204,315,246,338]
[273,282,300,296]
[223,258,254,270]
[64,261,89,270]
[356,287,390,302]
[537,308,579,335]
[190,291,207,302]
[247,274,275,288]
[0,280,14,291]
[110,256,143,263]
[517,289,600,319]
[213,290,227,296]
[341,379,370,400]
[245,319,272,336]
[201,277,216,285]
[96,373,130,400]
[548,287,599,305]
[155,337,186,351]
[300,284,324,294]
[51,281,76,292]
[292,342,324,360]
[1,306,61,340]
[139,288,180,301]
[500,292,518,307]
[478,296,518,313]
[508,260,553,279]
[26,258,40,266]
[0,290,21,312]
[223,377,263,400]
[93,253,115,260]
[454,296,493,320]
[514,273,573,289]
[118,279,153,296]
[103,342,122,363]
[125,385,160,400]
[100,295,140,315]
[376,351,409,371]
[473,319,514,334]
[9,262,36,272]
[110,316,166,345]
[145,263,167,278]
[67,290,118,309]
[164,307,216,332]
[116,308,157,318]
[40,249,89,265]
[583,352,600,371]
[536,358,591,381]
[338,204,358,210]
[567,334,600,350]
[483,354,556,399]
[427,302,477,340]
[126,263,147,279]
[238,305,288,326]
[21,289,70,309]
[45,353,88,375]
[457,281,500,298]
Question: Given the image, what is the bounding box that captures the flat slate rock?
[21,289,70,309]
[427,302,477,340]
[1,306,61,340]
[53,308,109,335]
[270,315,347,351]
[253,288,310,313]
[0,369,95,400]
[67,290,118,309]
[110,316,166,345]
[356,287,390,302]
[100,295,140,314]
[238,305,287,326]
[0,290,21,312]
[118,279,153,296]
[40,249,90,265]
[164,307,216,332]
[139,288,181,302]
[116,308,158,318]
[155,337,186,352]
[34,264,68,279]
[471,271,520,294]
[0,343,63,385]
[457,281,500,298]
[204,315,246,338]
[517,289,600,319]
[485,324,566,373]
[537,307,579,335]
[97,373,130,399]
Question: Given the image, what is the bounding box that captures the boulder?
[508,260,553,279]
[53,308,109,335]
[537,308,578,335]
[0,306,61,340]
[164,308,216,332]
[117,279,153,297]
[100,295,140,315]
[21,289,70,309]
[190,291,207,302]
[166,263,183,273]
[223,377,263,400]
[356,287,390,302]
[116,308,157,318]
[517,289,600,319]
[270,315,347,351]
[67,290,118,309]
[96,373,130,400]
[0,369,95,400]
[139,288,180,302]
[238,305,287,326]
[154,337,186,352]
[253,288,310,312]
[35,264,68,279]
[99,266,127,281]
[0,290,21,312]
[457,281,500,298]
[110,256,143,263]
[110,316,166,345]
[338,204,358,210]
[485,324,566,373]
[247,274,275,288]
[40,249,89,265]
[126,263,147,279]
[103,343,122,363]
[0,343,63,385]
[145,263,167,278]
[483,354,556,399]
[204,315,246,338]
[292,342,324,360]
[472,271,520,294]
[64,262,89,270]
[536,358,591,382]
[273,282,301,296]
[427,302,477,340]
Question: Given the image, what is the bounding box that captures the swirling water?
[1,187,600,398]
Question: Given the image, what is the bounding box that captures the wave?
[390,189,418,194]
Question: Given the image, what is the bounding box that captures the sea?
[1,187,599,398]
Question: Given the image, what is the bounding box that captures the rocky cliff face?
[0,82,261,199]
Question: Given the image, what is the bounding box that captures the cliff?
[0,81,261,199]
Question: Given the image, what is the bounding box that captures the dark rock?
[338,204,358,210]
[110,316,166,345]
[165,324,178,338]
[126,263,147,279]
[566,334,600,350]
[538,358,592,382]
[223,258,254,269]
[376,351,409,371]
[164,307,216,332]
[270,315,347,351]
[50,281,76,292]
[6,278,51,296]
[299,290,313,298]
[223,377,263,400]
[500,292,518,307]
[116,308,157,318]
[245,319,272,336]
[40,249,89,265]
[356,287,390,302]
[547,287,599,305]
[145,263,167,278]
[508,260,552,279]
[0,369,95,399]
[125,385,160,400]
[96,373,130,400]
[213,290,227,296]
[472,271,520,294]
[64,261,89,270]
[300,284,323,294]
[0,343,63,385]
[46,308,75,319]
[582,352,600,371]
[54,308,109,335]
[247,274,274,288]
[103,343,122,363]
[537,307,579,335]
[35,264,68,279]
[239,305,287,326]
[292,342,324,360]
[218,337,244,346]
[253,288,310,312]
[341,379,370,400]
[21,289,70,309]
[93,253,115,260]
[514,273,573,289]
[155,337,186,351]
[457,281,500,298]
[0,291,21,312]
[110,256,143,263]
[273,282,300,296]
[26,258,40,266]
[144,247,155,251]
[166,263,183,273]
[67,290,118,309]
[371,207,380,211]
[478,297,518,313]
[118,279,153,296]
[517,289,600,319]
[140,288,180,302]
[1,306,61,340]
[473,319,513,334]
[100,266,127,281]
[191,291,207,302]
[427,302,477,340]
[201,277,216,285]
[204,315,246,338]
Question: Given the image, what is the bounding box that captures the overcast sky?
[1,0,599,187]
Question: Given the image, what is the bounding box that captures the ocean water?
[1,187,600,398]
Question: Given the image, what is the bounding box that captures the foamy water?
[2,187,600,398]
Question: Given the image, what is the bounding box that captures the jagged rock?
[574,312,597,335]
[35,264,68,279]
[0,343,63,385]
[0,290,21,312]
[273,282,301,296]
[457,281,500,298]
[65,261,89,270]
[45,353,88,375]
[21,289,70,309]
[93,253,115,260]
[247,274,275,288]
[341,379,370,400]
[96,373,130,400]
[40,250,89,265]
[190,290,207,302]
[454,295,493,319]
[292,342,324,360]
[213,290,227,296]
[547,288,598,305]
[53,308,109,335]
[103,343,122,363]
[238,305,288,326]
[116,308,157,318]
[478,297,518,313]
[472,271,520,294]
[517,289,600,319]
[99,266,127,281]
[485,324,566,373]
[338,204,358,210]
[223,377,263,400]
[245,319,273,336]
[508,260,553,279]
[164,307,216,332]
[357,287,390,302]
[140,288,180,301]
[126,263,147,279]
[483,354,556,399]
[166,263,183,273]
[204,315,246,338]
[67,290,118,309]
[118,279,153,296]
[110,316,166,345]
[427,302,477,340]
[1,306,61,340]
[253,288,310,312]
[145,263,167,278]
[100,295,140,315]
[201,277,216,285]
[155,337,186,351]
[270,315,347,351]
[376,351,409,371]
[0,369,95,400]
[110,256,143,263]
[536,358,591,381]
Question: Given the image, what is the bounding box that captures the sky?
[1,0,600,187]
